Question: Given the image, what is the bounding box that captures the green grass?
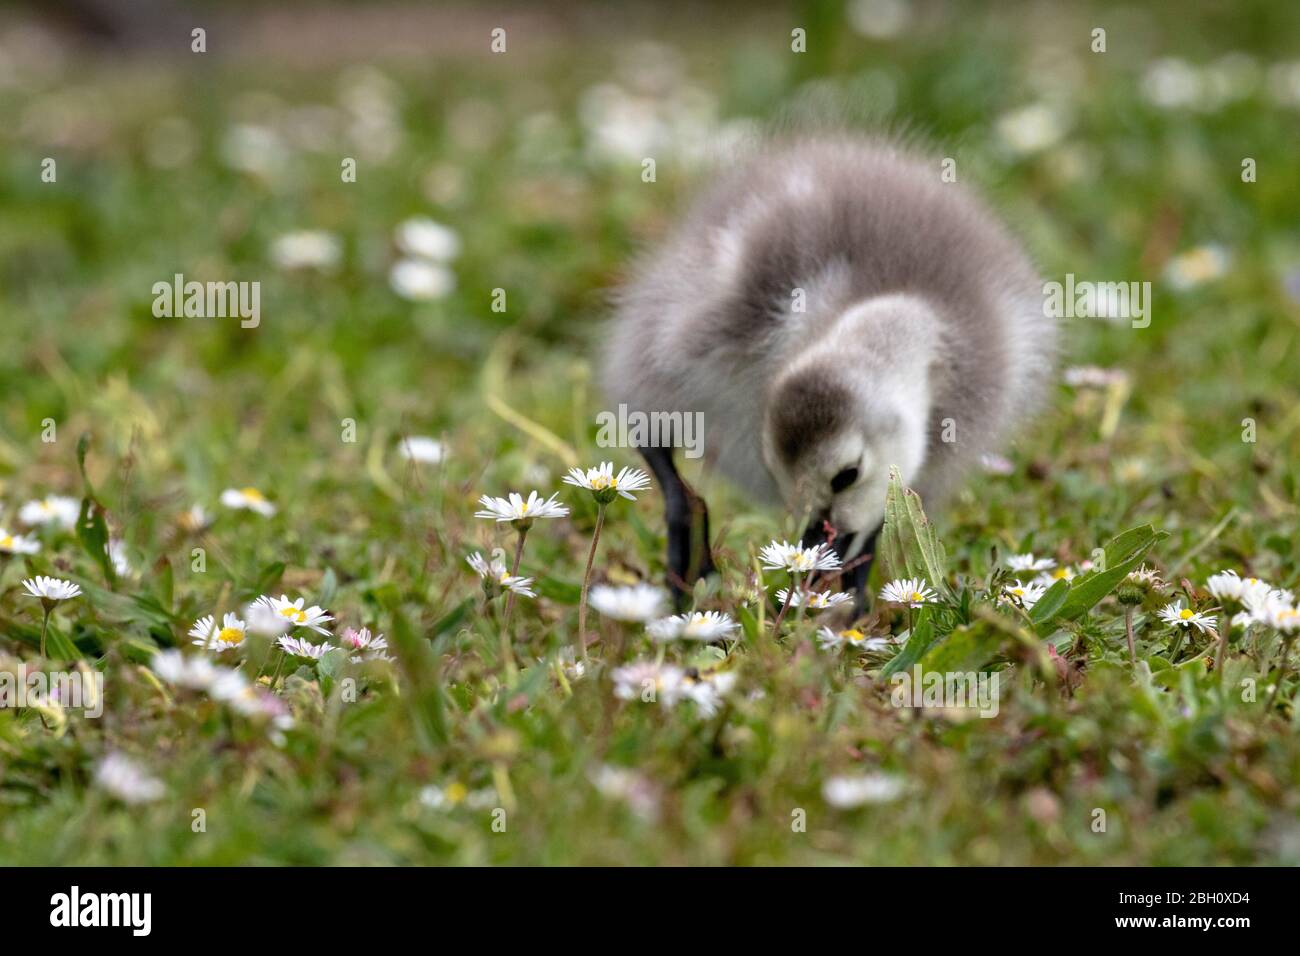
[1,0,1299,864]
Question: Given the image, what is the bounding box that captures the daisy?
[1164,244,1230,291]
[563,461,652,503]
[151,650,225,691]
[339,626,392,663]
[775,588,853,610]
[277,635,331,660]
[189,612,248,651]
[1206,569,1247,602]
[94,753,165,805]
[1128,564,1164,587]
[878,578,937,608]
[18,495,79,529]
[1001,579,1047,610]
[677,669,737,718]
[269,230,342,272]
[1157,601,1216,634]
[1007,552,1055,573]
[1064,366,1130,389]
[589,765,661,822]
[979,452,1015,476]
[818,626,891,653]
[647,610,738,642]
[588,583,668,622]
[108,539,133,577]
[252,594,333,636]
[21,575,82,603]
[759,540,841,574]
[1033,565,1077,587]
[474,490,569,525]
[822,772,907,808]
[389,258,455,301]
[177,505,212,533]
[611,660,686,705]
[398,436,445,464]
[466,552,536,598]
[220,487,276,517]
[0,528,41,555]
[395,216,461,261]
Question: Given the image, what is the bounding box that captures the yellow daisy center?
[1179,608,1194,620]
[445,782,468,804]
[1011,588,1025,597]
[1052,568,1070,580]
[841,629,865,643]
[240,487,265,501]
[217,626,243,644]
[280,607,307,623]
[910,591,925,602]
[0,535,13,548]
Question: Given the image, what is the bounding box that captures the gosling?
[601,133,1056,610]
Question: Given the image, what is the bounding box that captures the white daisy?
[588,765,660,822]
[465,552,536,597]
[1128,564,1164,587]
[189,612,248,651]
[677,669,736,718]
[1001,579,1047,610]
[339,626,392,664]
[1007,552,1055,573]
[588,583,668,622]
[219,487,277,517]
[758,540,841,574]
[252,594,333,635]
[21,576,82,603]
[611,660,686,704]
[395,216,461,261]
[18,495,79,529]
[277,635,331,660]
[269,230,343,272]
[108,539,133,577]
[1206,569,1247,602]
[647,610,738,642]
[1164,244,1230,291]
[878,578,937,608]
[398,436,445,464]
[822,772,907,808]
[474,490,569,524]
[389,258,455,301]
[151,650,225,691]
[775,588,853,610]
[0,528,41,555]
[1064,365,1130,389]
[177,505,212,533]
[1033,565,1077,587]
[818,626,891,653]
[1157,601,1216,634]
[95,753,165,805]
[562,461,652,503]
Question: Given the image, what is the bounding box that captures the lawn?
[1,0,1298,865]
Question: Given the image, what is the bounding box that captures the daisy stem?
[772,572,800,635]
[1125,607,1137,666]
[268,649,287,691]
[499,527,528,681]
[576,503,607,663]
[1265,632,1295,714]
[39,608,51,660]
[1212,624,1228,676]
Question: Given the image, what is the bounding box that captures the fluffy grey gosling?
[602,133,1056,610]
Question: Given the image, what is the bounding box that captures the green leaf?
[880,606,937,678]
[76,497,116,588]
[918,622,1005,674]
[316,647,349,697]
[388,606,448,747]
[75,432,97,499]
[878,466,952,601]
[152,555,174,612]
[1033,525,1166,635]
[431,597,474,638]
[318,567,338,607]
[1028,578,1070,626]
[251,561,286,597]
[534,577,581,604]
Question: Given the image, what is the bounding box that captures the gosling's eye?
[830,466,859,494]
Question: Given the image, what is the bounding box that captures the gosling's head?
[761,295,938,547]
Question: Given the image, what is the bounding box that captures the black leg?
[640,445,716,606]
